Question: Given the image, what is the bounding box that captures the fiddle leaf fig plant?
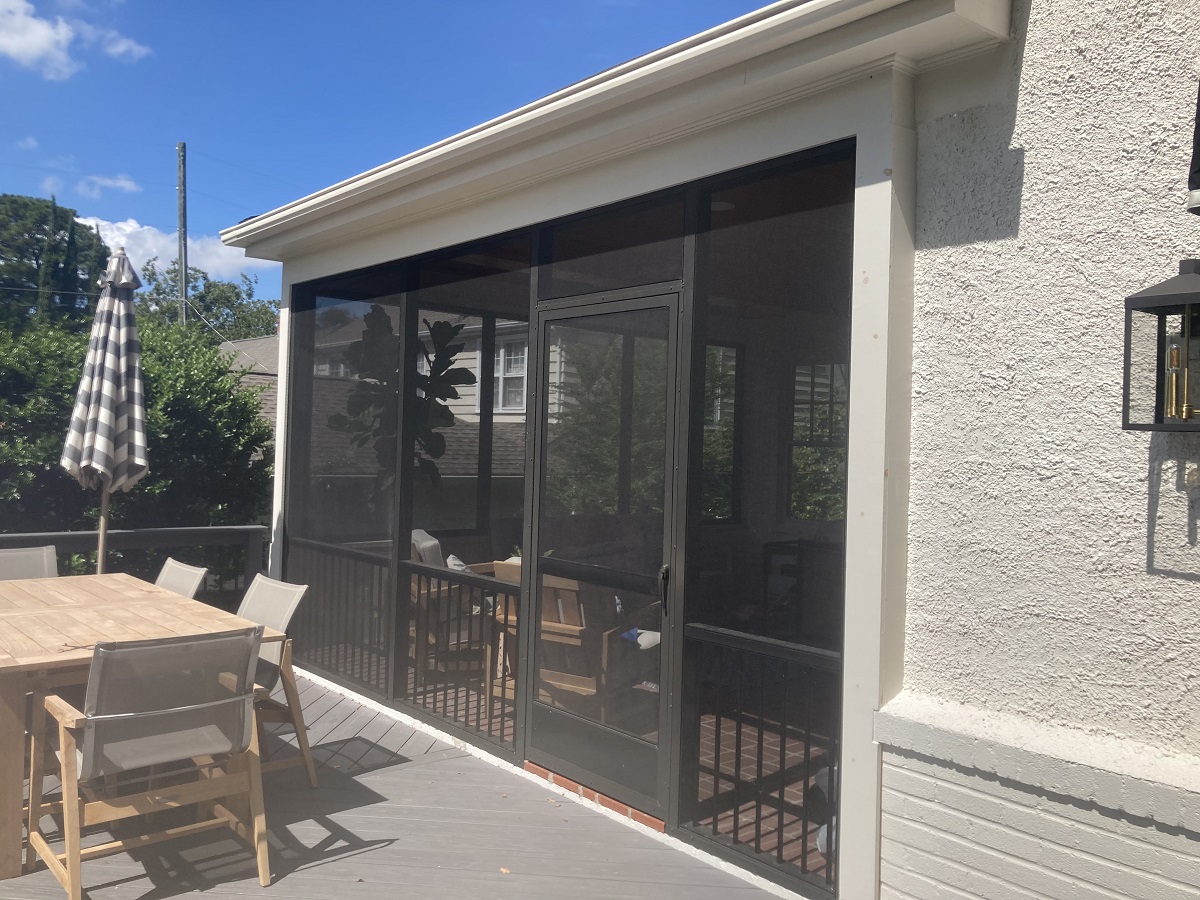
[328,307,475,497]
[413,318,476,488]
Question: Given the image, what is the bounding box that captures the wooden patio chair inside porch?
[25,627,270,900]
[410,530,495,682]
[237,574,318,787]
[489,561,656,725]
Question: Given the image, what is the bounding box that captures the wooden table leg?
[0,671,27,879]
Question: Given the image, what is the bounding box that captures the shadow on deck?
[5,674,784,900]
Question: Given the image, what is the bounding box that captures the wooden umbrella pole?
[97,489,110,574]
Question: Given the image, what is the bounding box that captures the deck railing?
[283,539,520,751]
[404,560,520,749]
[286,538,393,698]
[0,526,267,609]
[680,623,841,897]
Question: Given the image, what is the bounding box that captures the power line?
[188,148,308,191]
[0,160,268,217]
[180,295,273,373]
[2,286,98,298]
[1,291,274,374]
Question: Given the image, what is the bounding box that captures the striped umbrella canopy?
[61,246,147,573]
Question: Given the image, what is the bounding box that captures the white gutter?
[222,0,1009,257]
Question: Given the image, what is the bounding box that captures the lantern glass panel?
[1124,305,1200,430]
[1125,307,1161,427]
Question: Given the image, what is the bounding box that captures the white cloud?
[78,216,282,283]
[40,175,63,195]
[16,135,38,150]
[0,0,78,79]
[0,1,150,80]
[73,20,149,62]
[75,172,140,199]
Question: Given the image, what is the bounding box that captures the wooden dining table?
[0,573,284,880]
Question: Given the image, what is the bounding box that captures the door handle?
[659,564,670,617]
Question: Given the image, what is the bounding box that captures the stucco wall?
[878,2,1200,893]
[906,0,1200,754]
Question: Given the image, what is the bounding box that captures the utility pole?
[177,141,187,325]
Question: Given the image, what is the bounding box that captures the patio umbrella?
[61,246,148,574]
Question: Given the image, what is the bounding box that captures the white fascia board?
[222,0,1009,260]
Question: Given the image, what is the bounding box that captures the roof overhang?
[222,0,1010,262]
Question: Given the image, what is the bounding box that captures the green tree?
[544,331,667,517]
[119,321,273,527]
[0,194,110,331]
[699,345,737,520]
[0,317,273,534]
[139,258,278,342]
[0,319,91,529]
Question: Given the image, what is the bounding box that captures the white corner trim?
[875,690,1200,829]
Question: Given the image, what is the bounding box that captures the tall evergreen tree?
[36,197,63,318]
[0,194,110,332]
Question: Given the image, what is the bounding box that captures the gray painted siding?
[880,748,1200,900]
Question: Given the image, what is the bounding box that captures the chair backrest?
[492,560,521,584]
[0,545,57,581]
[154,557,208,599]
[411,529,445,567]
[236,574,308,684]
[79,626,263,781]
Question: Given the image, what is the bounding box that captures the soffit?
[222,0,1010,261]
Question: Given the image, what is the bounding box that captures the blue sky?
[0,0,767,299]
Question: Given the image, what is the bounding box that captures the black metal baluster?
[710,644,724,836]
[512,587,520,742]
[318,553,331,671]
[332,555,343,676]
[452,582,463,724]
[754,656,767,854]
[418,572,430,697]
[349,561,361,685]
[733,648,744,846]
[777,660,788,864]
[474,584,482,730]
[801,662,812,875]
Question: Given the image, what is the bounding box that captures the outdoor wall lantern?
[1124,259,1200,430]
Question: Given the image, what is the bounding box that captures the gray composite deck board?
[4,675,785,900]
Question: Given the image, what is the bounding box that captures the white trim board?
[875,690,1200,830]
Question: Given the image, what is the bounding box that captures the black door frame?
[518,285,687,817]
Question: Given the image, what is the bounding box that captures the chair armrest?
[44,693,86,728]
[217,670,261,697]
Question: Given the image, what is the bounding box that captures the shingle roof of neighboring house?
[221,332,524,479]
[309,373,525,479]
[220,335,279,426]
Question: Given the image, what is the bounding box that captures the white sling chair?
[237,574,317,787]
[26,627,271,899]
[154,557,208,599]
[0,545,57,580]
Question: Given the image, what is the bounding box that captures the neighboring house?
[219,334,279,427]
[222,2,1200,898]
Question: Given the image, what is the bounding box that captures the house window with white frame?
[494,338,526,411]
